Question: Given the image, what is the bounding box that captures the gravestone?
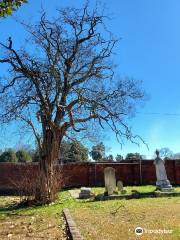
[79,187,92,199]
[154,150,172,191]
[117,180,123,192]
[104,167,116,195]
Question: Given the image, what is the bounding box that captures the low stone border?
[95,191,180,201]
[63,208,84,240]
[154,191,180,197]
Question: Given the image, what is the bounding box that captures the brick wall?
[0,163,39,194]
[0,160,180,194]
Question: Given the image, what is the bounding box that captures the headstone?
[79,187,92,199]
[104,167,116,195]
[117,180,123,192]
[154,150,172,191]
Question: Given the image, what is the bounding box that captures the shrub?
[16,150,32,162]
[0,149,18,162]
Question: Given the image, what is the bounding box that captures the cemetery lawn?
[0,195,68,239]
[70,186,180,240]
[0,186,180,240]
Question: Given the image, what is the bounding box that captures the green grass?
[0,185,180,239]
[0,192,74,239]
[92,185,157,195]
[92,185,180,197]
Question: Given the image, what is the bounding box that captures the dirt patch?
[0,196,66,240]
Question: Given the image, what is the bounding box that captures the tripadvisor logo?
[135,227,144,236]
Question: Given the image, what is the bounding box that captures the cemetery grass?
[70,186,180,240]
[0,186,179,239]
[0,193,71,240]
[70,196,180,240]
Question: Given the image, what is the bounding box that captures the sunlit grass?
[0,185,180,239]
[70,192,180,240]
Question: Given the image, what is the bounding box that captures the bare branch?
[0,2,145,160]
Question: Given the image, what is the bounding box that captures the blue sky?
[0,0,180,158]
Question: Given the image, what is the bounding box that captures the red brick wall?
[0,160,179,194]
[0,163,39,194]
[141,160,156,184]
[61,163,89,187]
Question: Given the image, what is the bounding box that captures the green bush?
[16,150,32,162]
[0,149,18,162]
[60,140,88,162]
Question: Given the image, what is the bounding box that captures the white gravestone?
[117,180,123,192]
[104,167,116,195]
[154,150,172,191]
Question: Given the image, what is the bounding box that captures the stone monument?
[117,180,123,192]
[154,149,173,191]
[79,187,92,199]
[104,167,116,195]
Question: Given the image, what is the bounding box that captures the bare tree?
[0,3,145,203]
[159,147,173,160]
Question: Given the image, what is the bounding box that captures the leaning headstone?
[117,180,123,192]
[79,187,92,199]
[154,150,173,191]
[104,167,116,195]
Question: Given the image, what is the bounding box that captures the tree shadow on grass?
[0,198,42,213]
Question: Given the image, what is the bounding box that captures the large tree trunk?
[35,126,61,204]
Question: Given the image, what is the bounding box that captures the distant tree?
[59,140,70,161]
[106,154,114,162]
[90,142,105,161]
[27,141,41,162]
[0,149,18,162]
[125,152,142,160]
[159,147,173,160]
[16,149,32,162]
[30,149,40,162]
[60,140,88,162]
[173,153,180,159]
[0,0,27,17]
[115,154,124,161]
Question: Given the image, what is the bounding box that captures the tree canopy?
[125,152,142,160]
[0,0,27,17]
[106,154,114,162]
[90,142,105,161]
[16,149,32,162]
[115,154,124,161]
[0,2,145,203]
[59,140,88,162]
[0,149,18,162]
